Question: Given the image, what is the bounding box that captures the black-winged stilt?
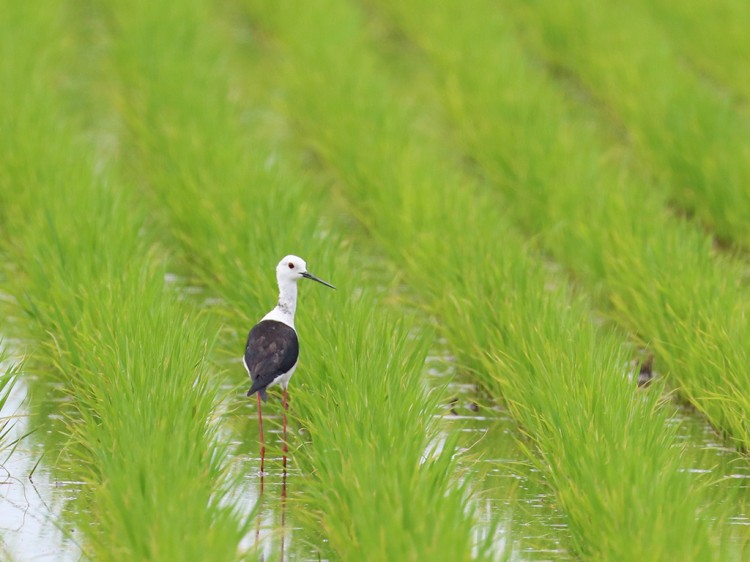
[244,255,335,471]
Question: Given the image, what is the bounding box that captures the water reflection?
[0,380,84,561]
[5,349,749,561]
[280,467,288,562]
[227,385,298,561]
[228,345,576,561]
[438,384,572,560]
[442,372,750,558]
[251,446,290,562]
[670,403,750,537]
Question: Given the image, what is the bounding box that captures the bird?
[244,255,335,472]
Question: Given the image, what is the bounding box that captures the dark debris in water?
[637,353,654,388]
[445,396,482,416]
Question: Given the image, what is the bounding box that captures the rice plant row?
[502,0,750,249]
[243,0,732,558]
[0,2,247,560]
[634,0,750,105]
[93,0,487,559]
[373,0,750,454]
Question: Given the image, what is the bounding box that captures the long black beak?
[302,271,336,289]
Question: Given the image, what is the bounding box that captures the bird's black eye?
[288,262,295,269]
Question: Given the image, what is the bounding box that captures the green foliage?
[637,0,750,104]
[0,2,246,560]
[374,0,750,452]
[95,0,486,559]
[242,0,729,558]
[2,0,750,559]
[503,0,750,248]
[0,349,18,455]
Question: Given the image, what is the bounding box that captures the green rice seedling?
[373,0,750,456]
[92,0,488,559]
[242,0,726,558]
[287,298,482,561]
[0,349,18,456]
[92,0,322,319]
[501,0,750,249]
[0,2,247,560]
[633,0,750,105]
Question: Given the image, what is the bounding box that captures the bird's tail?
[246,385,268,402]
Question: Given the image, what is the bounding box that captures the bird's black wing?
[244,320,299,400]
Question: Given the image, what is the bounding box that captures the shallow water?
[0,380,84,561]
[432,356,750,558]
[226,392,311,561]
[227,395,572,561]
[4,352,750,560]
[222,340,575,561]
[432,356,572,561]
[670,402,750,532]
[442,414,572,561]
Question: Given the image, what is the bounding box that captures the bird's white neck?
[262,279,297,328]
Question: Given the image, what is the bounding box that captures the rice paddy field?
[2,1,750,560]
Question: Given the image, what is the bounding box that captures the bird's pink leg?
[280,467,287,561]
[257,392,265,474]
[255,392,265,546]
[282,387,288,473]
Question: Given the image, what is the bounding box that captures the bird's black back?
[245,320,299,397]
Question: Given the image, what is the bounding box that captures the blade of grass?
[0,347,19,456]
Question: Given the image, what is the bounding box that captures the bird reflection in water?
[254,430,290,561]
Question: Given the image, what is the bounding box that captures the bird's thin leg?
[255,392,265,547]
[282,387,288,473]
[257,392,265,474]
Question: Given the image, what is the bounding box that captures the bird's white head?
[276,255,336,290]
[276,255,307,286]
[264,255,335,327]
